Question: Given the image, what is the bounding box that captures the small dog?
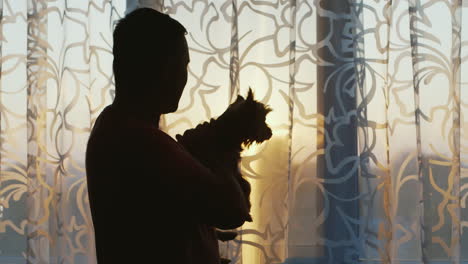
[176,88,272,263]
[176,88,272,264]
[176,88,272,217]
[176,89,272,213]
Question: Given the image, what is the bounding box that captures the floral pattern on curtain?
[0,1,124,263]
[1,0,467,264]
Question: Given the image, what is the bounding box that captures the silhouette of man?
[86,8,250,264]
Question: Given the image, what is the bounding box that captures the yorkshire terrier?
[176,88,272,214]
[176,88,272,263]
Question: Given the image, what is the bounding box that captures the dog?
[176,88,272,214]
[176,88,272,263]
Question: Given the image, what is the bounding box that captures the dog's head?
[217,88,272,147]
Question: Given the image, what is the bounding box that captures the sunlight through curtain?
[0,1,124,263]
[0,0,467,264]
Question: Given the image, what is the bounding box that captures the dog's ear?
[246,88,254,102]
[233,94,245,104]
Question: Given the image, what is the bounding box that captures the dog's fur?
[176,88,272,219]
[176,89,272,264]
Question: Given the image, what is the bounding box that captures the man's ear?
[246,87,254,102]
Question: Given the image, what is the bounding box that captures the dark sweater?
[85,105,249,263]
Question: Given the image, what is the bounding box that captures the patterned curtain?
[1,1,467,264]
[0,1,125,263]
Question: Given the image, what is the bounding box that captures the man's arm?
[148,129,251,229]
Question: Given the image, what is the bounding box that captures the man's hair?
[113,8,187,97]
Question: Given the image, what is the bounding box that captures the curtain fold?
[26,1,49,262]
[0,0,467,264]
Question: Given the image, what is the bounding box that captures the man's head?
[113,8,189,114]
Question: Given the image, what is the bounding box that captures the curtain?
[0,1,124,263]
[1,1,467,264]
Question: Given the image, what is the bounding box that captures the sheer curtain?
[0,1,124,263]
[1,0,467,264]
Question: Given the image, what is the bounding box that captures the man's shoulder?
[90,105,153,137]
[88,106,179,149]
[89,105,114,135]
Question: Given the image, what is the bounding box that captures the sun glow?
[240,128,290,263]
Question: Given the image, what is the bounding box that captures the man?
[86,8,250,263]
